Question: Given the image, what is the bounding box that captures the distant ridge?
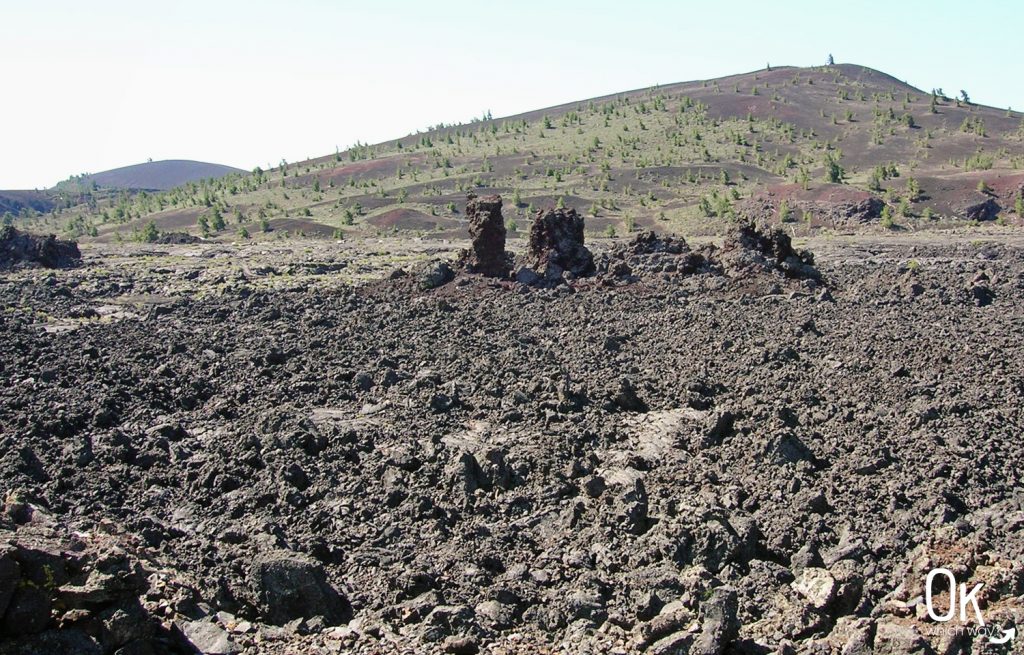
[57,159,245,192]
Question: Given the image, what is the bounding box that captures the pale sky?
[2,0,1021,189]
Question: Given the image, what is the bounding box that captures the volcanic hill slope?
[20,63,1024,243]
[0,160,244,222]
[53,160,247,193]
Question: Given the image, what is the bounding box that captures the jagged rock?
[460,194,511,277]
[1,585,51,636]
[523,207,594,282]
[180,619,240,655]
[692,586,739,655]
[617,478,649,535]
[0,225,81,270]
[418,260,455,290]
[597,231,707,280]
[513,266,540,285]
[609,378,648,412]
[792,567,836,610]
[650,630,695,655]
[637,600,694,646]
[443,635,480,654]
[742,193,884,226]
[249,551,351,626]
[153,232,201,245]
[596,223,821,285]
[99,601,153,650]
[872,621,929,654]
[961,196,1000,221]
[0,548,19,620]
[717,221,820,280]
[474,598,517,629]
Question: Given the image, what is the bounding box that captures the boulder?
[249,551,351,626]
[0,548,19,620]
[961,196,1000,221]
[1,585,51,636]
[791,567,836,610]
[597,231,707,281]
[692,586,739,655]
[418,260,455,290]
[180,620,241,655]
[872,621,930,654]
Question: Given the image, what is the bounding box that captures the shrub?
[880,205,895,229]
[778,200,793,222]
[906,177,921,201]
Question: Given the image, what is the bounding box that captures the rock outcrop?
[460,194,512,278]
[717,221,820,280]
[596,231,708,281]
[520,207,594,284]
[0,225,81,270]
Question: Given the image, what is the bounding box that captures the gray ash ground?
[1,229,1023,654]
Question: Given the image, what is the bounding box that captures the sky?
[2,0,1022,189]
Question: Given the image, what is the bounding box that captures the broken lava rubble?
[1,212,1023,654]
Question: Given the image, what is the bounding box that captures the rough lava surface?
[0,225,1022,654]
[0,226,81,270]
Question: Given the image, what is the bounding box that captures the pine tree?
[141,221,159,243]
[823,152,845,184]
[880,205,894,229]
[210,208,226,231]
[778,199,793,223]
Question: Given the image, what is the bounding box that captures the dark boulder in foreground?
[0,225,81,270]
[249,551,351,626]
[0,511,174,655]
[459,194,512,278]
[521,207,594,283]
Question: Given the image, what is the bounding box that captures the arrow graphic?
[989,626,1016,645]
